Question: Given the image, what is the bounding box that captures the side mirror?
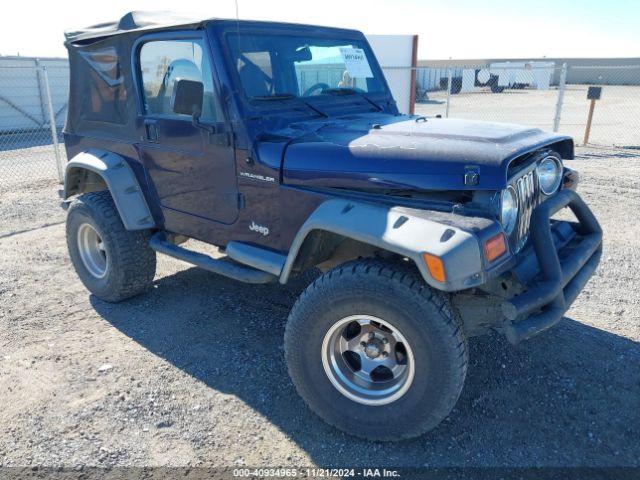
[171,79,204,116]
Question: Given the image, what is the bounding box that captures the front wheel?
[284,259,468,441]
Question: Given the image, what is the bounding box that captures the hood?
[280,115,573,191]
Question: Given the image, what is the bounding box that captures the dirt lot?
[1,146,639,469]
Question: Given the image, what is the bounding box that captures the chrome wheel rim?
[77,223,107,279]
[321,315,415,406]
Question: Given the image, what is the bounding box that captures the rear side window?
[138,39,222,121]
[78,46,128,124]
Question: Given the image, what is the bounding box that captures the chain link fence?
[0,58,68,186]
[1,59,639,189]
[414,62,640,148]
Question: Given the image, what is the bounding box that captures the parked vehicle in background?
[60,12,602,441]
[441,61,556,94]
[480,61,556,93]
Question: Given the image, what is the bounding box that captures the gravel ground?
[0,146,639,469]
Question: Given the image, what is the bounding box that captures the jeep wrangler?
[61,12,602,441]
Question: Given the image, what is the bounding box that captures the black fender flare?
[279,199,487,292]
[63,149,155,230]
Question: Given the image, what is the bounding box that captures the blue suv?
[61,12,602,441]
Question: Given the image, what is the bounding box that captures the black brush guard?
[501,189,602,344]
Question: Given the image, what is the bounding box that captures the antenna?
[235,0,241,72]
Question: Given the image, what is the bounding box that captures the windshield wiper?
[251,93,328,118]
[323,88,383,112]
[299,99,328,118]
[251,93,297,100]
[322,87,358,95]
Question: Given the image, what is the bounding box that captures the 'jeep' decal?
[249,221,269,236]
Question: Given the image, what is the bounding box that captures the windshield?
[225,32,387,100]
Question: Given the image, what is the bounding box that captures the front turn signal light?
[484,232,507,263]
[423,253,446,283]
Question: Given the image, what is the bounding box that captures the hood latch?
[464,166,480,187]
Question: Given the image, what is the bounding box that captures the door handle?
[144,120,159,143]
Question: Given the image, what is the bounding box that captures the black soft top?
[64,11,212,138]
[62,12,366,141]
[64,11,208,45]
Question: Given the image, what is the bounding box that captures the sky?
[0,0,638,60]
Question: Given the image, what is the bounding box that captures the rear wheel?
[66,191,156,302]
[284,259,468,441]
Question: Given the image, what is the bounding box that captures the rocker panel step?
[225,241,287,277]
[149,232,277,284]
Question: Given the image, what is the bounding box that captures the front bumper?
[501,189,602,344]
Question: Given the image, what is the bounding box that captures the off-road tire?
[66,191,156,302]
[284,259,468,441]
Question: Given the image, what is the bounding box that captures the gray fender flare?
[279,199,486,292]
[63,149,155,230]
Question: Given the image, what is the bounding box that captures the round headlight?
[501,186,518,235]
[536,156,562,195]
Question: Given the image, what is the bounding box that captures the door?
[136,35,239,227]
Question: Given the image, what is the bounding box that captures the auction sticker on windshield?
[339,47,373,78]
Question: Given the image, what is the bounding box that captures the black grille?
[512,169,540,252]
